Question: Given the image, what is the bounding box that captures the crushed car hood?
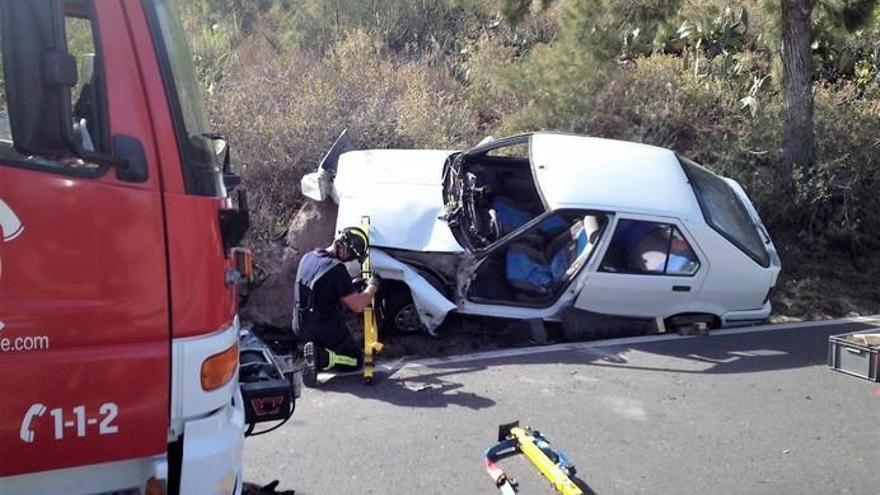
[334,149,464,253]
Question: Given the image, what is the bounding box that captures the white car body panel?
[334,149,463,253]
[680,221,775,315]
[530,134,703,219]
[721,302,774,325]
[456,277,584,321]
[371,248,457,331]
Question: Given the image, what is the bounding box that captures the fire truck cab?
[0,1,281,493]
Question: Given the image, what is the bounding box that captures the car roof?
[530,133,703,220]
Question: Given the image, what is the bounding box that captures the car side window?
[599,219,700,276]
[666,227,700,276]
[0,3,106,170]
[484,141,529,159]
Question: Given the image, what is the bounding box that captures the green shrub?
[585,51,880,262]
[490,0,700,135]
[793,83,880,251]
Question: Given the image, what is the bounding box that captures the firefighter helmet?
[335,226,368,262]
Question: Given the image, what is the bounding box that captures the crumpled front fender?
[371,248,456,332]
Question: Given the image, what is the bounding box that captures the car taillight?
[201,343,238,391]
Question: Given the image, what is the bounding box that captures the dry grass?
[210,32,479,256]
[192,1,880,324]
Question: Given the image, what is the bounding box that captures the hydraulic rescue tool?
[361,216,383,384]
[484,422,584,495]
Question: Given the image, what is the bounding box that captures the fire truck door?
[0,1,170,477]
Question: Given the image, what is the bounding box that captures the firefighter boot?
[302,342,321,388]
[325,349,359,369]
[303,342,335,387]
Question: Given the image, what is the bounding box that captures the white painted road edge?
[350,314,880,379]
[317,314,880,381]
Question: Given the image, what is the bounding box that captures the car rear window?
[679,157,770,267]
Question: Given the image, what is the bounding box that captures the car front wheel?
[381,288,426,334]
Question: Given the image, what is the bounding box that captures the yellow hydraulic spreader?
[484,422,584,495]
[361,216,383,384]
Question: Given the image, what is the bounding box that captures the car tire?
[381,287,426,334]
[665,313,719,335]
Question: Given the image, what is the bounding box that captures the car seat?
[626,224,671,272]
[600,220,670,273]
[492,196,533,236]
[492,196,567,237]
[504,216,601,298]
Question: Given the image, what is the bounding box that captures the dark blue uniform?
[292,249,360,362]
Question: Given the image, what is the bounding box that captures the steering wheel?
[460,171,506,247]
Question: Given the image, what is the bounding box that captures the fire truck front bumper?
[179,388,245,495]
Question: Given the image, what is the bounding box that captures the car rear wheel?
[381,287,426,334]
[665,313,720,335]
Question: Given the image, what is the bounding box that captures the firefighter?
[292,227,380,387]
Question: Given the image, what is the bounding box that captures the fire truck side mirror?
[0,0,77,157]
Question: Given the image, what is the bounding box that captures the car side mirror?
[205,133,242,190]
[1,0,77,157]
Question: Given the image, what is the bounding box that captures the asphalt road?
[243,318,880,495]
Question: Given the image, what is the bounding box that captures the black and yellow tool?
[484,421,584,495]
[361,215,383,384]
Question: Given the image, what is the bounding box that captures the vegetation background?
[177,0,880,324]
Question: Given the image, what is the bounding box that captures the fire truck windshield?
[148,0,225,197]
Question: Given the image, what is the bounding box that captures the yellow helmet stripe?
[349,227,368,248]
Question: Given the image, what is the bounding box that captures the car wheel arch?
[370,248,457,333]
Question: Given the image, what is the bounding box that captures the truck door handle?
[672,285,691,292]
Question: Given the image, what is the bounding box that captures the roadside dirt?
[768,243,880,324]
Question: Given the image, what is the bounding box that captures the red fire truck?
[0,1,292,493]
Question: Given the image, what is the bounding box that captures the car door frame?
[456,208,612,319]
[573,211,711,319]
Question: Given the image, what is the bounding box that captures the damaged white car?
[302,131,781,337]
